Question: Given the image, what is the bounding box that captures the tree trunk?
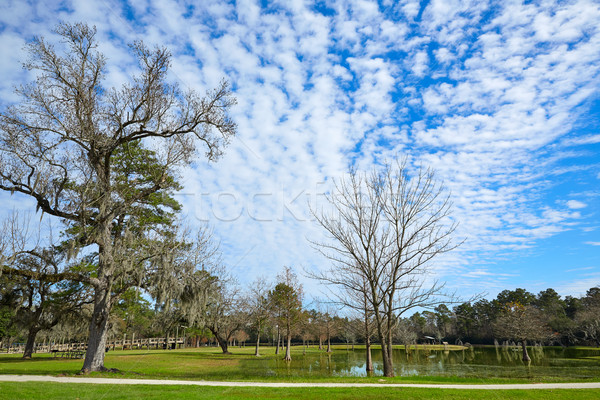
[275,327,280,355]
[375,321,394,377]
[255,322,261,356]
[210,328,230,354]
[521,340,530,362]
[81,288,111,373]
[23,327,40,359]
[381,344,393,377]
[319,337,323,350]
[365,336,374,373]
[327,333,332,353]
[284,334,292,361]
[386,325,394,366]
[217,338,229,354]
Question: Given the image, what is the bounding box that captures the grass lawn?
[0,344,599,384]
[1,345,600,399]
[0,382,600,400]
[1,382,600,400]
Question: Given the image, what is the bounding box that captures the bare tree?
[200,276,246,354]
[395,318,418,352]
[0,213,91,359]
[247,278,272,356]
[0,23,236,372]
[313,300,340,353]
[310,160,458,377]
[493,302,552,362]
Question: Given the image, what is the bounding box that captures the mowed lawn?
[1,345,600,399]
[1,382,600,400]
[0,345,599,383]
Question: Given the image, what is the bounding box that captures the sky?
[0,0,599,303]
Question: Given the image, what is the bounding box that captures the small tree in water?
[269,267,303,362]
[493,302,552,362]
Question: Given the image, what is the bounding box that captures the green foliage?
[112,288,155,337]
[0,308,17,340]
[111,140,182,233]
[0,276,21,339]
[269,283,303,330]
[496,289,536,307]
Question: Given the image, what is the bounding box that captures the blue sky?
[0,0,599,301]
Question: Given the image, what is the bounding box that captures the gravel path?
[1,375,600,389]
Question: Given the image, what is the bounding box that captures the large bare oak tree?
[0,23,236,372]
[311,160,458,377]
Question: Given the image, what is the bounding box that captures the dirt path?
[1,375,599,389]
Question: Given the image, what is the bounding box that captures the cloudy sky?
[1,0,599,301]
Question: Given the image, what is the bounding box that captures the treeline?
[401,287,600,347]
[4,275,599,359]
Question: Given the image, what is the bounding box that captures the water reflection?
[244,347,600,379]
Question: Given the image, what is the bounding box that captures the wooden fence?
[0,337,186,354]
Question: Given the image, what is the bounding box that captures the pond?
[246,346,600,380]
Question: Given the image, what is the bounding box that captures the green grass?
[0,345,599,384]
[0,382,600,400]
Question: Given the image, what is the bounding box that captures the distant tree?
[247,278,271,356]
[472,299,498,342]
[299,310,316,351]
[0,213,91,359]
[323,310,339,353]
[575,308,600,347]
[339,317,358,350]
[395,318,417,351]
[453,303,475,340]
[434,304,453,340]
[0,275,20,348]
[533,288,571,344]
[304,309,323,349]
[564,295,583,319]
[409,312,427,339]
[583,287,600,308]
[313,301,340,353]
[496,289,535,307]
[14,258,89,359]
[422,311,439,341]
[573,288,600,347]
[493,302,552,362]
[269,267,303,361]
[112,288,155,340]
[0,22,235,372]
[202,279,245,354]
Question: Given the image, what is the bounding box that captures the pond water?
[245,347,600,380]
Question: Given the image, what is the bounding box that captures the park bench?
[52,349,85,359]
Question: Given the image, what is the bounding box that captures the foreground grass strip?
[1,383,600,400]
[1,375,600,389]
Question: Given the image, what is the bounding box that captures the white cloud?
[555,272,600,297]
[566,200,587,209]
[586,242,600,246]
[411,51,428,77]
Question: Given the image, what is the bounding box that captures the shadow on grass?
[0,355,78,364]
